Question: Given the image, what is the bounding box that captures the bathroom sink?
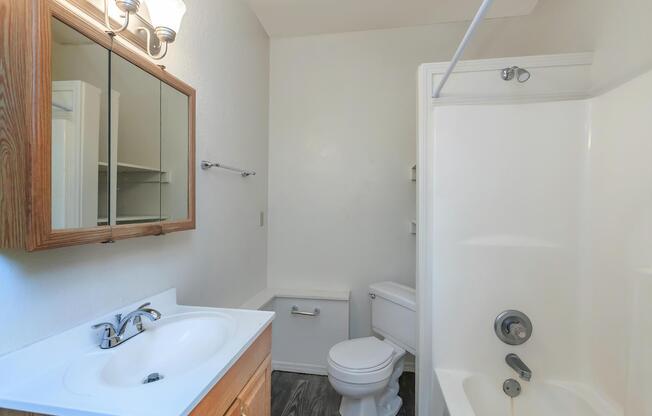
[64,311,237,392]
[0,290,274,416]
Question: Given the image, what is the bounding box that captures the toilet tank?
[369,282,416,355]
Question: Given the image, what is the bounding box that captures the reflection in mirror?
[110,53,162,226]
[161,83,189,222]
[51,17,109,230]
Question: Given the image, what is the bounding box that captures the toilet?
[327,282,416,416]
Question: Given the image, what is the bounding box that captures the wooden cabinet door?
[224,399,243,416]
[239,356,271,416]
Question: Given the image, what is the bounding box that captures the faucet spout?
[506,353,532,381]
[93,302,162,349]
[117,304,161,336]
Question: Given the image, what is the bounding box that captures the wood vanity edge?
[190,324,272,416]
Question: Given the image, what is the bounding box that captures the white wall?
[0,0,270,356]
[424,63,652,415]
[590,0,652,92]
[267,0,596,340]
[431,100,587,381]
[579,69,652,414]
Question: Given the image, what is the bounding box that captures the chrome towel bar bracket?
[201,160,256,177]
[291,305,320,317]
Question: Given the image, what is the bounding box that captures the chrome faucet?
[506,353,532,381]
[92,303,161,349]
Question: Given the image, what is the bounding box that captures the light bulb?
[144,0,186,34]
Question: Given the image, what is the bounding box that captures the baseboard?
[272,360,329,376]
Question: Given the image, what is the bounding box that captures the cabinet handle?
[241,404,247,416]
[291,305,320,317]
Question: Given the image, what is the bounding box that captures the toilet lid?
[328,337,394,371]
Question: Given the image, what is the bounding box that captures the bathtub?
[436,369,623,416]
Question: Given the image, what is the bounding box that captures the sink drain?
[143,372,164,384]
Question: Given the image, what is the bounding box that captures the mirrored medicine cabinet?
[0,1,195,251]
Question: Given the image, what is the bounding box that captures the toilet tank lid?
[369,282,416,311]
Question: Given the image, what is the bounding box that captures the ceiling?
[245,0,540,37]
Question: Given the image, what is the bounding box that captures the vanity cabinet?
[191,327,272,416]
[0,326,272,416]
[0,0,195,251]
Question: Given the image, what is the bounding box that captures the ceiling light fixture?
[102,0,186,61]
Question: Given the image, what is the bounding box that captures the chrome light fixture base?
[103,0,141,35]
[137,26,176,60]
[103,0,185,61]
[115,0,141,13]
[155,26,177,44]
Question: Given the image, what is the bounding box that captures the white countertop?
[0,289,275,416]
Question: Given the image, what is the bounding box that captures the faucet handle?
[495,310,533,345]
[92,322,116,332]
[137,302,152,310]
[508,322,528,340]
[92,322,120,349]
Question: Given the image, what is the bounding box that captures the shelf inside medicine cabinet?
[97,215,169,226]
[98,161,170,183]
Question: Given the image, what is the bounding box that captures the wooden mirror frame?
[0,0,195,251]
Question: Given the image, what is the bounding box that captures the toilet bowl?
[327,282,416,416]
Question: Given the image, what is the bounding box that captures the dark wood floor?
[271,371,415,416]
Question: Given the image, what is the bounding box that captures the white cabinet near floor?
[260,291,350,375]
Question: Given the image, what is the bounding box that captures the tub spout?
[506,353,532,381]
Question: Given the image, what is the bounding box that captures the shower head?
[501,66,531,83]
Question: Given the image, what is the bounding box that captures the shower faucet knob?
[495,310,533,345]
[509,322,528,339]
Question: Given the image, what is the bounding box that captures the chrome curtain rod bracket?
[201,160,256,177]
[432,0,495,98]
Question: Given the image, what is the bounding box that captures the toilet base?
[339,395,378,416]
[339,395,402,416]
[376,352,405,416]
[337,352,406,416]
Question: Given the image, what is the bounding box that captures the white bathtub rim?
[435,368,624,416]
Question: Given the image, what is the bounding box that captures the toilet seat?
[328,337,395,384]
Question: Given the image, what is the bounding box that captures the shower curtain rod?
[432,0,495,98]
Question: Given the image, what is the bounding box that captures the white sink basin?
[65,311,236,392]
[0,290,274,416]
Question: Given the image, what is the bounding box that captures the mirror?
[49,16,192,234]
[50,17,110,230]
[110,53,162,226]
[161,82,189,222]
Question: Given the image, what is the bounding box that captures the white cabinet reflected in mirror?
[51,17,109,230]
[50,15,193,235]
